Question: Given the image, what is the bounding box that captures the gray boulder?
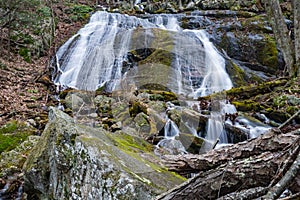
[23,107,185,199]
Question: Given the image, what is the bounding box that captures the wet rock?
[155,139,187,156]
[176,133,204,154]
[180,108,208,135]
[268,111,289,123]
[167,108,181,127]
[0,178,5,189]
[224,123,249,143]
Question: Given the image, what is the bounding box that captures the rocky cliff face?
[100,0,287,86]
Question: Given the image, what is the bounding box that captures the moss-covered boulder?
[23,107,185,199]
[0,121,36,154]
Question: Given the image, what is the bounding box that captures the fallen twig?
[279,110,300,130]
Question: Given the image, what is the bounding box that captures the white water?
[53,11,231,97]
[193,31,233,97]
[53,11,241,154]
[199,100,236,153]
[164,119,180,139]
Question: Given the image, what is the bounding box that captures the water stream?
[53,11,269,154]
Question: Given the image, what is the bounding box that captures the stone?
[23,107,185,199]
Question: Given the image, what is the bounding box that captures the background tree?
[0,0,40,54]
[294,0,300,76]
[264,0,299,77]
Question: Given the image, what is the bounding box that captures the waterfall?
[53,11,231,97]
[193,30,233,97]
[164,119,180,139]
[53,11,236,153]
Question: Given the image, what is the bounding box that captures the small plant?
[19,48,31,63]
[37,6,51,18]
[0,61,7,70]
[66,4,94,22]
[27,88,39,93]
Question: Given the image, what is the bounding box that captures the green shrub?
[67,4,94,22]
[19,48,31,62]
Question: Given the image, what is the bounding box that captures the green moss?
[232,100,263,112]
[140,90,177,102]
[139,49,173,67]
[226,60,247,87]
[286,106,297,115]
[222,78,288,100]
[273,95,288,108]
[19,48,31,63]
[0,121,35,153]
[105,132,187,187]
[265,107,273,113]
[257,35,278,70]
[108,132,153,153]
[0,135,40,177]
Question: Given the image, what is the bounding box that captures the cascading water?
[53,11,241,154]
[193,30,233,97]
[53,11,217,96]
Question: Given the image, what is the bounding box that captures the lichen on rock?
[23,107,185,199]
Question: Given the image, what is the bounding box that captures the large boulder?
[23,107,185,199]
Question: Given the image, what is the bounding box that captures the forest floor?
[0,54,49,129]
[0,0,88,130]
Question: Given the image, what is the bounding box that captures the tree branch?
[263,148,300,199]
[279,110,300,130]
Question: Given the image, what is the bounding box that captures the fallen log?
[161,129,297,174]
[157,129,300,199]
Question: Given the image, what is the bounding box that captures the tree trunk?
[179,0,183,9]
[157,129,300,199]
[264,0,295,76]
[294,0,300,76]
[161,129,297,173]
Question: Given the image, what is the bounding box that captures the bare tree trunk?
[264,0,295,76]
[294,0,300,76]
[178,0,183,9]
[161,129,296,173]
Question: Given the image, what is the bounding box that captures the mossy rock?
[0,135,40,177]
[139,90,177,102]
[140,83,171,92]
[176,133,204,154]
[134,112,151,134]
[268,111,290,123]
[204,78,289,100]
[225,59,248,87]
[241,15,273,34]
[0,121,36,153]
[256,35,279,72]
[129,100,148,117]
[24,107,185,199]
[232,100,263,112]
